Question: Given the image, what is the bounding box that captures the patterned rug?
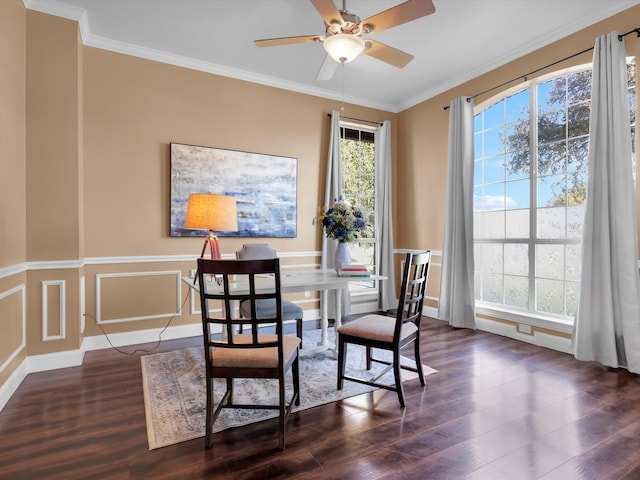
[141,329,437,449]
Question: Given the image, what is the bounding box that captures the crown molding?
[23,0,398,113]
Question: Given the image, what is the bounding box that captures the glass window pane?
[506,90,530,123]
[538,141,566,175]
[536,244,564,280]
[505,209,530,238]
[474,186,484,212]
[473,212,484,239]
[505,275,529,309]
[483,210,505,239]
[484,155,506,183]
[481,243,503,273]
[567,137,589,173]
[484,127,505,157]
[537,206,566,239]
[538,109,567,144]
[538,174,566,207]
[474,159,482,185]
[567,170,587,205]
[568,103,590,138]
[566,281,579,317]
[536,278,565,315]
[565,245,581,282]
[474,132,483,159]
[483,183,506,211]
[484,100,504,129]
[568,71,591,103]
[505,151,530,180]
[539,78,566,111]
[506,179,529,210]
[474,114,482,132]
[567,205,585,239]
[474,271,482,300]
[482,273,504,303]
[504,244,528,276]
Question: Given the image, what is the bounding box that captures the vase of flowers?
[315,200,367,272]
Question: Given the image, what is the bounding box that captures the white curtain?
[321,110,350,316]
[573,31,640,373]
[375,120,397,311]
[438,96,476,329]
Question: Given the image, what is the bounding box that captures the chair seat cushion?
[212,334,301,368]
[239,299,303,321]
[337,314,418,343]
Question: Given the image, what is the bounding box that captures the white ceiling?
[26,0,640,112]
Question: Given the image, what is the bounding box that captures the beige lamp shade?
[184,193,238,232]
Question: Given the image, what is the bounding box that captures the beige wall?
[1,1,640,395]
[0,0,27,386]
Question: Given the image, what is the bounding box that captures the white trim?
[0,360,27,412]
[41,280,66,341]
[0,263,27,278]
[79,323,202,352]
[0,285,27,377]
[95,270,182,324]
[476,316,572,354]
[475,304,574,335]
[80,275,86,334]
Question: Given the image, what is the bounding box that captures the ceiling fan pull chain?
[341,62,345,111]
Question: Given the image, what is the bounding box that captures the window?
[341,123,377,295]
[474,62,635,320]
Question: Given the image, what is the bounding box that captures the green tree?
[341,135,375,238]
[504,64,635,207]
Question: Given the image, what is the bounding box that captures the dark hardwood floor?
[2,317,640,479]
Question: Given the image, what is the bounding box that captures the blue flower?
[315,200,367,243]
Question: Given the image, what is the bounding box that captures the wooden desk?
[183,269,384,356]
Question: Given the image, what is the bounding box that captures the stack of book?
[338,264,370,278]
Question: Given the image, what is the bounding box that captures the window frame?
[473,62,635,324]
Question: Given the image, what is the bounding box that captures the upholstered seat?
[211,334,300,368]
[337,251,431,407]
[337,315,418,343]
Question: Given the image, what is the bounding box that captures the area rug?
[141,329,437,449]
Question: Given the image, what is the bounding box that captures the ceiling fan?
[254,0,436,81]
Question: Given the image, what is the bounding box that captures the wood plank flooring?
[1,317,640,479]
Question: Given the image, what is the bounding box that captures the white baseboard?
[0,360,28,412]
[0,322,203,413]
[427,307,573,355]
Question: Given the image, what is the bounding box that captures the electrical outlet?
[518,323,532,335]
[304,291,311,298]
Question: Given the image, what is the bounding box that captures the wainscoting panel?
[41,280,66,341]
[96,271,182,324]
[0,285,26,376]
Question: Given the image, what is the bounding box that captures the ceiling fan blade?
[361,0,435,35]
[315,54,338,81]
[310,0,343,27]
[363,39,414,68]
[254,35,320,48]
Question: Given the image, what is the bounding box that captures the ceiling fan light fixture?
[323,33,365,63]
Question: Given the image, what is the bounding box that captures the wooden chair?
[196,257,301,450]
[236,244,304,345]
[336,251,431,407]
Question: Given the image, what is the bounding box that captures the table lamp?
[184,193,238,258]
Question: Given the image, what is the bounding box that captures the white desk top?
[184,269,383,295]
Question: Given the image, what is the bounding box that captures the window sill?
[475,302,574,335]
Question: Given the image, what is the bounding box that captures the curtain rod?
[443,27,640,110]
[328,113,382,126]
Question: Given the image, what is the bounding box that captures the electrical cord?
[83,287,191,356]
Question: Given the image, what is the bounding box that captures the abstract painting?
[170,142,297,237]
